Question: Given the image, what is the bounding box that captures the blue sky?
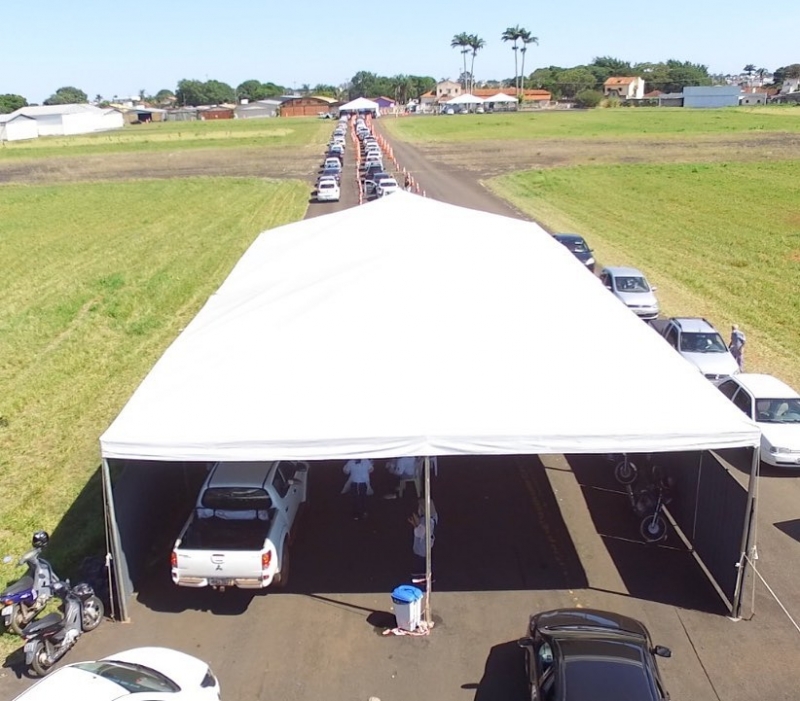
[6,0,798,103]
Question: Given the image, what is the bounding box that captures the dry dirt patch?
[416,133,800,178]
[0,145,321,185]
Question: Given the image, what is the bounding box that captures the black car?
[553,234,595,272]
[518,608,671,701]
[318,167,341,183]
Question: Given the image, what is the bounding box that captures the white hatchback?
[317,179,340,202]
[717,373,800,467]
[11,647,220,701]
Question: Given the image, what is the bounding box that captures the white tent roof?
[485,92,518,103]
[339,97,380,111]
[100,193,759,462]
[445,93,485,105]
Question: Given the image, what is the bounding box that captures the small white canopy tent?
[100,192,760,620]
[444,93,484,105]
[485,92,519,103]
[339,97,380,112]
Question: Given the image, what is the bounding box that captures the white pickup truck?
[171,460,308,590]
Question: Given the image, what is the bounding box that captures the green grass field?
[0,178,308,619]
[0,117,331,160]
[382,107,800,142]
[489,161,800,386]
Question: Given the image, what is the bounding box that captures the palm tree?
[743,64,756,86]
[467,34,486,93]
[451,33,471,90]
[518,30,539,99]
[501,26,523,95]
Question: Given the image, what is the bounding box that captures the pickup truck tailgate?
[173,548,270,587]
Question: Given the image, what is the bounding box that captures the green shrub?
[575,90,604,108]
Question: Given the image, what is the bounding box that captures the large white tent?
[100,192,760,621]
[338,97,380,112]
[444,93,484,105]
[101,193,758,462]
[485,92,518,103]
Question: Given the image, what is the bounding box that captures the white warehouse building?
[0,104,124,141]
[0,113,38,142]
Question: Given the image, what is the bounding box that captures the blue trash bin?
[391,585,423,631]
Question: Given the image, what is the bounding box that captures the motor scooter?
[21,579,104,676]
[1,531,60,635]
[626,469,673,543]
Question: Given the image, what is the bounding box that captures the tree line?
[2,62,799,114]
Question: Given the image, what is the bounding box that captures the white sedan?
[717,373,800,467]
[12,647,221,701]
[376,178,400,197]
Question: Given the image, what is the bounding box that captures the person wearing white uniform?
[408,498,438,580]
[343,458,374,519]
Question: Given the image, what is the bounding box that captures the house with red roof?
[603,76,645,100]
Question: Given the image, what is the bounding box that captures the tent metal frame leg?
[102,458,130,622]
[424,455,432,627]
[731,446,760,620]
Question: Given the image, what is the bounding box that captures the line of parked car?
[554,231,800,468]
[353,116,400,199]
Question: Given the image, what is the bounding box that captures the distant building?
[780,77,800,94]
[0,113,38,142]
[683,85,740,108]
[436,80,463,100]
[0,104,123,140]
[235,99,283,119]
[372,96,396,110]
[197,105,235,120]
[739,89,767,106]
[279,95,338,117]
[603,77,645,100]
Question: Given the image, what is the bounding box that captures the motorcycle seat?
[22,612,62,635]
[1,576,34,597]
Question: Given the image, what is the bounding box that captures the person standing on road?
[730,324,746,370]
[404,172,412,192]
[342,458,374,520]
[408,498,438,583]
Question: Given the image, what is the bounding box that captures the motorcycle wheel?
[81,596,104,632]
[9,604,30,636]
[640,514,668,543]
[614,459,638,485]
[29,641,54,677]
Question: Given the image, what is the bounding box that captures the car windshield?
[559,238,588,253]
[614,276,650,293]
[73,661,180,693]
[679,332,727,353]
[754,398,800,423]
[202,487,272,511]
[320,182,336,190]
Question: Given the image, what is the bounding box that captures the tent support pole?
[102,459,129,622]
[731,446,759,620]
[424,455,432,627]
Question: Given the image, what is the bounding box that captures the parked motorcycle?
[1,531,61,635]
[625,468,673,543]
[21,580,104,676]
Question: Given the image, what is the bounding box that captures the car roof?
[732,373,799,399]
[10,666,125,701]
[672,317,716,333]
[601,266,646,277]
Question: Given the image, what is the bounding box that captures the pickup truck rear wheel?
[273,543,290,589]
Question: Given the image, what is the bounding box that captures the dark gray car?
[518,608,671,700]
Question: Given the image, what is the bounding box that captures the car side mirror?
[651,286,658,292]
[517,637,533,648]
[652,645,672,658]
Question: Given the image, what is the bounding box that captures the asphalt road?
[3,121,800,701]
